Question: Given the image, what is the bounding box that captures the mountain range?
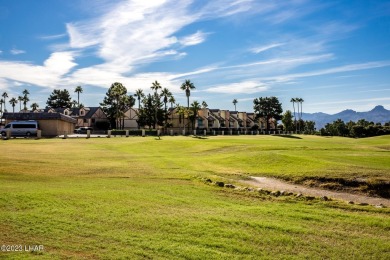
[300,105,390,129]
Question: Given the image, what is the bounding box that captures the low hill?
[302,105,390,129]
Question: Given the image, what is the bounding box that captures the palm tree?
[0,98,3,115]
[2,92,8,112]
[296,98,304,132]
[22,96,30,111]
[176,105,190,133]
[18,96,23,111]
[75,86,83,108]
[151,81,162,129]
[22,89,30,110]
[161,88,172,130]
[290,98,297,132]
[151,81,162,94]
[180,79,196,108]
[134,89,144,109]
[30,102,39,111]
[190,100,201,131]
[168,96,176,125]
[233,99,238,111]
[9,97,18,113]
[169,95,175,109]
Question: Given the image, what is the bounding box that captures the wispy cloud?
[39,33,68,40]
[250,43,285,54]
[10,48,26,55]
[179,31,210,46]
[205,80,268,94]
[266,61,390,82]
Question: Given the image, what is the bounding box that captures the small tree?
[46,89,72,108]
[233,99,238,111]
[282,110,294,132]
[253,96,283,131]
[9,97,18,113]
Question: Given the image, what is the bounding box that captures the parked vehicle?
[0,121,40,137]
[74,127,93,134]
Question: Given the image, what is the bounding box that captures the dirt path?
[242,177,390,207]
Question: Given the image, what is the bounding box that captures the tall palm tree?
[151,81,162,94]
[9,97,18,113]
[2,92,8,112]
[151,81,162,129]
[30,102,39,111]
[22,96,30,111]
[75,86,83,108]
[18,96,23,111]
[190,101,201,131]
[296,98,304,132]
[232,99,238,111]
[161,88,172,130]
[180,79,196,108]
[22,89,30,110]
[134,89,144,109]
[290,98,297,132]
[0,98,3,114]
[168,96,176,125]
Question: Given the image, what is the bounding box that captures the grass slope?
[0,135,389,259]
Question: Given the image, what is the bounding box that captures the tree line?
[320,119,390,138]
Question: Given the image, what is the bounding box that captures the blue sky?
[0,0,389,114]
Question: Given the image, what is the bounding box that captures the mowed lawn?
[0,135,389,259]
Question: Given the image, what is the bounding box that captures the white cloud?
[0,52,77,87]
[10,48,26,55]
[250,43,285,54]
[179,31,210,46]
[205,81,268,94]
[266,61,390,82]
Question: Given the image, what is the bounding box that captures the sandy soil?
[242,177,390,207]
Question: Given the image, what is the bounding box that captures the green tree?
[304,120,316,134]
[189,101,201,130]
[18,96,23,111]
[100,82,128,129]
[161,88,172,129]
[22,89,30,110]
[253,96,283,131]
[290,98,297,132]
[134,89,144,109]
[202,101,208,109]
[74,86,83,108]
[136,93,163,130]
[30,102,39,111]
[232,99,238,111]
[151,81,162,129]
[0,98,3,114]
[9,97,18,113]
[282,110,294,132]
[176,105,191,133]
[46,89,72,108]
[180,79,196,108]
[2,92,8,112]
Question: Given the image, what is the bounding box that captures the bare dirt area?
[242,177,390,207]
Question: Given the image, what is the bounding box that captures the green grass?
[0,135,389,259]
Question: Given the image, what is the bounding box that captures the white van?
[1,121,40,137]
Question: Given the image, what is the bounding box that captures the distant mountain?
[301,105,390,129]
